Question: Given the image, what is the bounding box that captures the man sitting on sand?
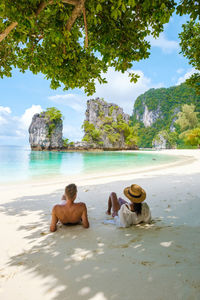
[106,184,151,227]
[50,183,89,232]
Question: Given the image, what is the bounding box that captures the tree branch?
[0,22,18,42]
[66,0,85,32]
[82,6,88,48]
[36,0,78,16]
[0,0,85,43]
[38,35,44,41]
[62,0,79,4]
[0,0,54,43]
[35,1,53,17]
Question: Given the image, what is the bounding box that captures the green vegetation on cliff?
[82,99,138,148]
[82,121,102,144]
[41,107,63,138]
[132,83,200,148]
[44,107,63,123]
[175,104,199,132]
[183,128,200,148]
[175,104,200,148]
[133,83,199,121]
[82,118,138,147]
[62,138,74,148]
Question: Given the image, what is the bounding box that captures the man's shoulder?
[75,202,87,209]
[52,204,63,213]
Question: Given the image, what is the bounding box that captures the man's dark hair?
[65,183,77,199]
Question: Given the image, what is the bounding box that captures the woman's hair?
[65,183,77,199]
[133,203,142,215]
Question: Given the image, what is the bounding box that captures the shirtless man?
[50,183,89,232]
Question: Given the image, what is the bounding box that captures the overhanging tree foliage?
[177,1,200,93]
[0,0,175,94]
[178,21,200,93]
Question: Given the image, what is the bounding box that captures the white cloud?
[0,106,11,114]
[48,68,163,115]
[0,110,19,137]
[48,68,163,114]
[147,33,179,54]
[176,68,199,85]
[48,94,86,113]
[48,94,86,141]
[92,67,163,113]
[20,105,43,130]
[47,68,164,141]
[0,106,12,125]
[176,68,184,74]
[0,105,43,143]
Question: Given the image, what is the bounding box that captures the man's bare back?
[50,184,89,232]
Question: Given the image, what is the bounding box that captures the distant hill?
[131,83,200,148]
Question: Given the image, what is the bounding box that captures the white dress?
[114,202,151,228]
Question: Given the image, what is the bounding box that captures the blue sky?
[0,13,195,146]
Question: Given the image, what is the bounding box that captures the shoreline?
[0,149,200,299]
[0,149,197,190]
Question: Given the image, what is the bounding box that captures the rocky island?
[29,84,200,151]
[29,108,63,151]
[69,98,138,150]
[29,98,138,151]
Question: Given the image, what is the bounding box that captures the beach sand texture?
[0,150,200,300]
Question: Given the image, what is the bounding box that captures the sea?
[0,145,181,183]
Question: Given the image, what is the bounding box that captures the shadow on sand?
[1,173,200,299]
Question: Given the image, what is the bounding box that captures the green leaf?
[96,4,102,13]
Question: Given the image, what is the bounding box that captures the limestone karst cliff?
[132,83,200,148]
[28,101,138,151]
[81,98,138,150]
[133,83,199,129]
[137,105,162,128]
[29,110,63,150]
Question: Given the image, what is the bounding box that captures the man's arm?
[81,204,89,228]
[50,207,58,232]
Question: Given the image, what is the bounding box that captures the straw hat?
[123,184,146,203]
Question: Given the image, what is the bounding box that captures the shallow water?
[0,145,181,183]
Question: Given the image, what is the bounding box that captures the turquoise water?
[0,146,180,183]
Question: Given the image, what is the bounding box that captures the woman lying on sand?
[106,184,151,227]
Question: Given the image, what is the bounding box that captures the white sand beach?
[0,149,200,300]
